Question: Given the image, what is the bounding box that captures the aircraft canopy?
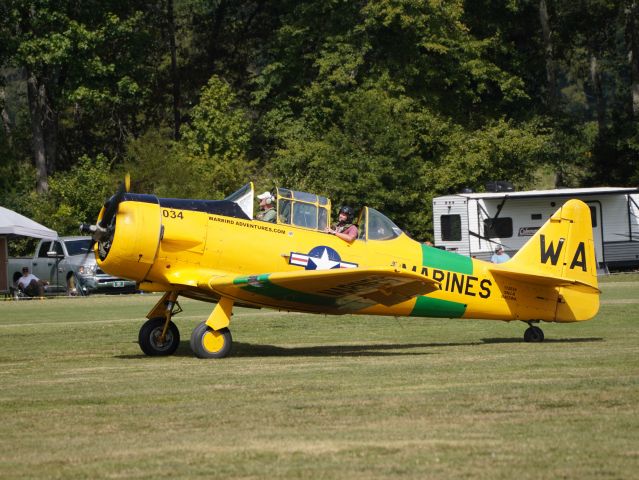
[225,183,405,241]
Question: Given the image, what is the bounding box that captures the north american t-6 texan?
[80,180,600,359]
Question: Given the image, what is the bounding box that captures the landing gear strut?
[523,321,544,343]
[138,293,236,358]
[190,297,235,359]
[138,291,182,356]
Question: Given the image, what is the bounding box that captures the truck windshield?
[65,239,92,256]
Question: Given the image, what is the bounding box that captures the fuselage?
[97,195,595,323]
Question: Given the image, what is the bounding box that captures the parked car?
[8,236,137,295]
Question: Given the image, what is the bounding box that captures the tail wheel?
[139,317,180,356]
[524,326,544,343]
[191,322,233,359]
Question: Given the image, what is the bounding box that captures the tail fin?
[490,199,599,321]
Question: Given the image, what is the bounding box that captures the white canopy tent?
[1,207,57,294]
[0,206,58,239]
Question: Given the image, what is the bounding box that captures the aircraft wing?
[202,266,440,313]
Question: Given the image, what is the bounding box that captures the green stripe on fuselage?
[408,245,471,317]
[421,244,473,274]
[410,296,467,318]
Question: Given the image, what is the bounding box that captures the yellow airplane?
[81,182,600,359]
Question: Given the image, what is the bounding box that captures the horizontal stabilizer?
[489,265,600,293]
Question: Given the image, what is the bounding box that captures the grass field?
[1,277,638,479]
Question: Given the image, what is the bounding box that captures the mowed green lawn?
[0,277,637,479]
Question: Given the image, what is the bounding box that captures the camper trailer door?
[433,197,470,255]
[586,201,604,267]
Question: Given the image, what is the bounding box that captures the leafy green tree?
[2,0,639,244]
[177,76,254,198]
[0,1,169,191]
[122,128,190,198]
[42,155,116,233]
[256,1,546,237]
[125,76,254,199]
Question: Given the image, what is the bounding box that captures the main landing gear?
[523,321,544,343]
[138,292,235,359]
[139,317,180,356]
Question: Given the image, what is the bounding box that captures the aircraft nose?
[96,196,162,282]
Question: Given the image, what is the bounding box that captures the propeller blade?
[79,175,132,260]
[99,181,126,229]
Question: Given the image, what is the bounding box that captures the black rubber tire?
[138,317,180,356]
[190,322,233,359]
[524,326,544,343]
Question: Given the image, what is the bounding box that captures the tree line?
[1,0,638,243]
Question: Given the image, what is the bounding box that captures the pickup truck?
[8,236,137,296]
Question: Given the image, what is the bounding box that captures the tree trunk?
[626,0,639,117]
[168,0,181,140]
[539,0,558,108]
[590,54,606,131]
[43,102,58,176]
[26,70,49,194]
[0,84,11,145]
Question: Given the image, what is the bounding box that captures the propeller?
[79,175,131,260]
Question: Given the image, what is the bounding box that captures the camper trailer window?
[589,206,597,227]
[484,217,513,238]
[441,214,461,241]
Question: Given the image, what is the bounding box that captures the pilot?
[16,267,46,297]
[256,191,277,223]
[325,205,358,242]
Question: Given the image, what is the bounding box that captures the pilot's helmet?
[339,205,354,222]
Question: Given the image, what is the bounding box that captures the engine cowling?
[96,195,162,283]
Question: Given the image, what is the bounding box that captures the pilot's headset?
[258,191,275,205]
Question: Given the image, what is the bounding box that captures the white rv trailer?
[432,187,639,270]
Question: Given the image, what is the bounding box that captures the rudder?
[511,199,597,286]
[491,199,599,321]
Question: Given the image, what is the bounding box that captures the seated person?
[256,191,276,223]
[16,267,46,297]
[325,205,358,242]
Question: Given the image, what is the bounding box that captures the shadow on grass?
[118,336,603,359]
[120,341,442,358]
[481,337,604,344]
[231,342,442,357]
